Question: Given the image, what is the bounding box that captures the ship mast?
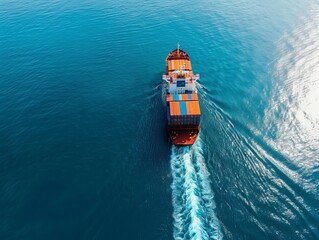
[177,42,180,56]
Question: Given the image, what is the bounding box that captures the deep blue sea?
[1,0,319,239]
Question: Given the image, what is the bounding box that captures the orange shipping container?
[167,59,192,72]
[182,94,188,100]
[169,102,180,116]
[186,101,200,115]
[191,94,198,101]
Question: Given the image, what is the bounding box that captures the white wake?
[170,138,223,240]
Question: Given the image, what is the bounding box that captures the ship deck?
[169,127,199,146]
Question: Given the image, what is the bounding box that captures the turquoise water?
[1,0,319,239]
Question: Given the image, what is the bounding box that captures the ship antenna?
[177,42,180,55]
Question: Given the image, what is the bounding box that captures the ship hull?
[168,127,199,146]
[164,47,201,146]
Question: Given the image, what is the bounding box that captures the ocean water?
[1,0,319,239]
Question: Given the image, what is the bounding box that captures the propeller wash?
[170,138,223,240]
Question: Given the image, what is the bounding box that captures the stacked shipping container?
[167,99,200,127]
[167,59,192,73]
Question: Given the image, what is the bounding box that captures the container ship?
[163,44,201,146]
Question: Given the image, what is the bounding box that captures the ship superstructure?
[163,44,200,145]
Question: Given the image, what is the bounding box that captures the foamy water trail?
[170,139,223,240]
[192,138,223,239]
[170,146,186,240]
[183,147,208,240]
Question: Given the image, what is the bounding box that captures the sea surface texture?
[1,0,319,239]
